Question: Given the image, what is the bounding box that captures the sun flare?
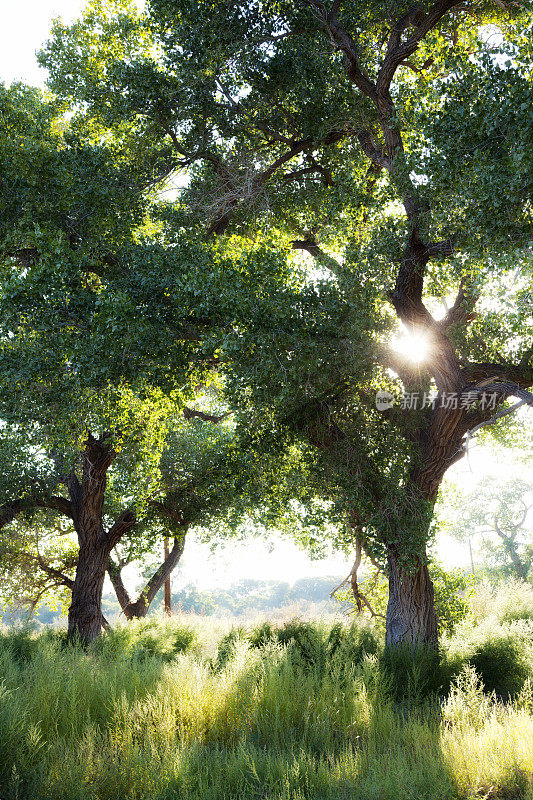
[391,331,430,363]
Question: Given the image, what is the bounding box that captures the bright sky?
[2,0,529,595]
[0,0,143,88]
[1,1,82,87]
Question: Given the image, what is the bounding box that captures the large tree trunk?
[66,433,136,644]
[382,446,450,649]
[68,540,110,643]
[386,547,438,648]
[164,537,172,615]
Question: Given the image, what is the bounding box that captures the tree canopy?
[1,0,532,644]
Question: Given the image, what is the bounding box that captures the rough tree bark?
[0,432,136,643]
[164,537,172,615]
[386,548,438,647]
[108,531,186,619]
[65,433,136,643]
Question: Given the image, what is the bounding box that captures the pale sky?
[1,0,529,594]
[0,0,143,88]
[1,1,85,87]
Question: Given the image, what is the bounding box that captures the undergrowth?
[1,581,533,799]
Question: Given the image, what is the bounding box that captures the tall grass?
[1,590,533,799]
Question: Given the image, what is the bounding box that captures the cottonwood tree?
[0,388,185,642]
[449,477,533,579]
[0,413,209,624]
[0,406,331,628]
[0,82,318,640]
[38,0,533,647]
[0,83,206,641]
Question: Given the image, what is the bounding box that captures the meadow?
[2,581,533,800]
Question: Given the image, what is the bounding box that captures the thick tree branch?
[143,534,186,608]
[303,0,377,99]
[107,509,136,549]
[440,278,478,329]
[290,235,342,275]
[461,382,533,445]
[462,362,533,388]
[377,2,466,98]
[0,494,73,531]
[183,407,231,423]
[0,500,26,529]
[108,533,186,618]
[36,554,74,590]
[107,556,132,611]
[36,496,74,518]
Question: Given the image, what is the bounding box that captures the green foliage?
[443,475,533,580]
[468,636,529,700]
[379,644,444,704]
[431,565,474,636]
[96,617,196,661]
[29,0,533,577]
[231,618,380,677]
[2,0,533,650]
[212,626,247,672]
[0,617,196,664]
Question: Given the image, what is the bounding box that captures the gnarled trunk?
[68,539,110,643]
[382,448,449,649]
[385,547,438,648]
[66,433,136,644]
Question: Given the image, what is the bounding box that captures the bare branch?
[331,514,385,620]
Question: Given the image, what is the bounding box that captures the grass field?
[2,581,533,799]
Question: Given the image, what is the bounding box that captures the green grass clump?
[248,618,379,677]
[93,616,196,661]
[468,635,529,700]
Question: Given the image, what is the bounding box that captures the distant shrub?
[98,619,195,662]
[468,636,529,700]
[213,627,247,672]
[470,579,533,624]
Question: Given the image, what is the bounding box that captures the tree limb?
[183,407,231,423]
[290,235,342,275]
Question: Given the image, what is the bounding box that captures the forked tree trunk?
[108,531,186,620]
[385,547,438,648]
[66,433,136,644]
